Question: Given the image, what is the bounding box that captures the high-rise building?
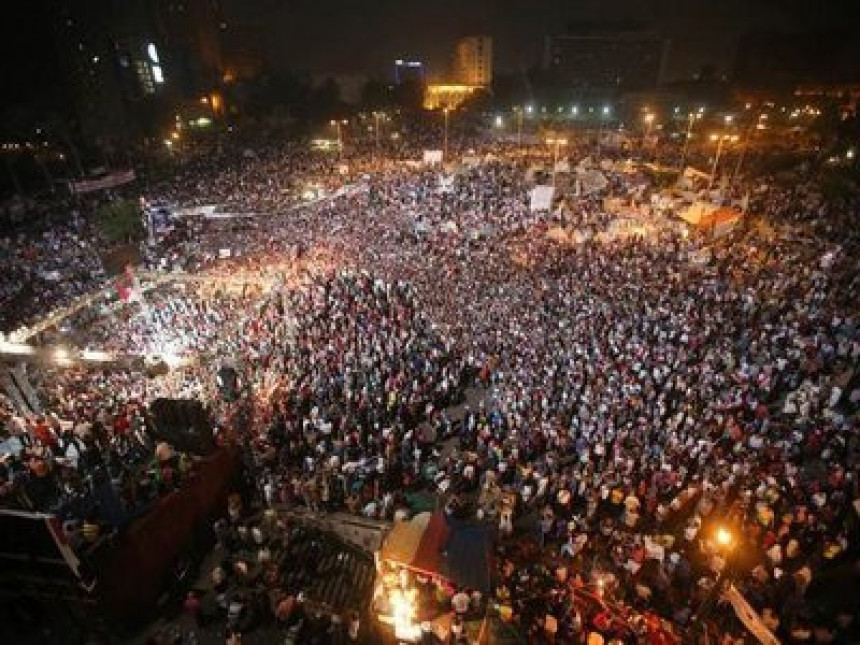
[394,59,425,85]
[50,0,226,149]
[543,24,669,92]
[453,36,493,87]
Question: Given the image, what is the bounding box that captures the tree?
[96,198,144,243]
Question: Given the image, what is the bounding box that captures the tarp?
[576,169,609,195]
[380,512,491,593]
[681,202,740,234]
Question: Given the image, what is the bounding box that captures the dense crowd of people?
[1,119,858,643]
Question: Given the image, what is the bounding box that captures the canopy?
[380,512,491,592]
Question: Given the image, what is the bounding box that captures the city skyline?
[3,0,859,115]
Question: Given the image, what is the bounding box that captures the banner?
[423,149,443,165]
[721,584,780,645]
[530,185,555,212]
[70,170,136,195]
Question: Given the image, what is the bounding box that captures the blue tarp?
[443,517,492,594]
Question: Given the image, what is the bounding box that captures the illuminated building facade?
[423,84,481,110]
[453,36,493,87]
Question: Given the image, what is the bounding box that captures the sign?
[69,170,136,194]
[529,185,555,212]
[423,149,443,165]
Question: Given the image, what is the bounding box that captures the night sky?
[245,0,857,79]
[1,0,857,114]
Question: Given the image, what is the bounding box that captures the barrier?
[94,445,239,625]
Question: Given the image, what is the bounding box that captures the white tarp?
[423,150,443,165]
[530,185,555,212]
[576,169,609,195]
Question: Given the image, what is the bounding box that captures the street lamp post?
[643,112,656,161]
[373,112,385,158]
[679,112,702,172]
[546,136,568,187]
[443,107,450,160]
[596,105,610,159]
[330,119,347,151]
[515,106,523,146]
[708,133,739,190]
[693,525,736,639]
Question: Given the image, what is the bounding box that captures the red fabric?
[96,446,239,624]
[33,423,57,448]
[411,512,450,576]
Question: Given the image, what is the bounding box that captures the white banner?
[722,584,780,645]
[423,149,443,165]
[529,185,555,212]
[70,170,136,194]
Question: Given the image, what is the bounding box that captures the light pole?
[679,111,702,172]
[443,107,450,160]
[708,133,739,190]
[373,112,385,158]
[546,136,568,187]
[330,119,347,151]
[596,105,610,160]
[693,525,735,638]
[643,112,655,161]
[514,106,523,146]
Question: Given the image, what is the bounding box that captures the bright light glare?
[494,115,504,127]
[161,352,186,369]
[146,43,160,64]
[82,349,113,362]
[716,527,733,547]
[0,341,34,356]
[152,64,165,84]
[53,347,72,365]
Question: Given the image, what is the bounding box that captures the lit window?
[146,43,160,64]
[152,65,165,83]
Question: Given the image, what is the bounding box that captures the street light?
[513,106,524,145]
[708,133,739,190]
[679,111,702,171]
[330,119,347,150]
[525,104,534,115]
[715,526,733,549]
[373,111,386,157]
[443,107,450,160]
[546,136,568,186]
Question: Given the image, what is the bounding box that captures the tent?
[680,202,741,237]
[379,512,492,593]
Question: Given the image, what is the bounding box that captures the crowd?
[1,120,858,643]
